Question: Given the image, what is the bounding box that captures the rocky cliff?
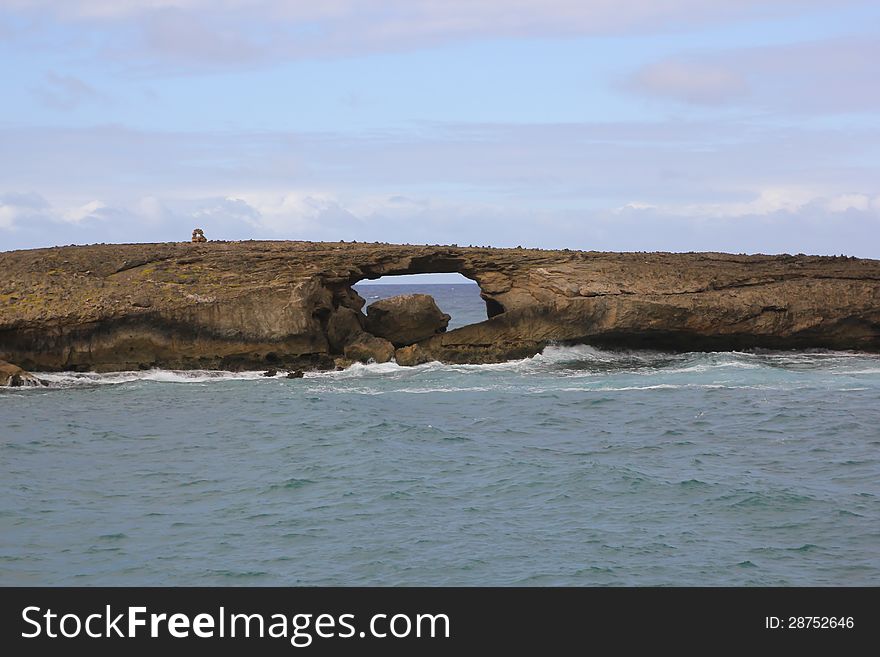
[1,241,878,372]
[0,359,46,386]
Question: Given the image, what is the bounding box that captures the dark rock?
[262,368,278,377]
[364,294,451,347]
[287,370,304,378]
[335,286,366,312]
[326,306,365,352]
[343,334,395,363]
[0,360,47,387]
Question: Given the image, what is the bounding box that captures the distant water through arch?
[354,273,484,330]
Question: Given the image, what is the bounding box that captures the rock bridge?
[1,240,878,372]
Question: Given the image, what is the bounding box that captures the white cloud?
[5,120,877,213]
[192,196,261,227]
[135,195,172,224]
[238,192,364,238]
[614,202,657,214]
[62,199,108,223]
[626,35,880,114]
[618,188,880,220]
[0,206,17,230]
[686,188,817,218]
[626,60,748,105]
[2,1,830,22]
[826,193,871,213]
[3,187,879,258]
[1,116,878,254]
[0,192,50,230]
[30,72,102,110]
[2,1,865,67]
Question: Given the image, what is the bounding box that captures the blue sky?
[1,1,879,256]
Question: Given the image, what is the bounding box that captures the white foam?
[305,384,498,395]
[23,345,880,388]
[396,386,495,394]
[35,369,271,387]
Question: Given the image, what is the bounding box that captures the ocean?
[1,283,879,586]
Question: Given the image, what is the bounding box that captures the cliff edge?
[1,241,878,371]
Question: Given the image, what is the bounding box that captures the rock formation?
[343,334,396,364]
[1,241,878,372]
[326,306,365,353]
[364,294,451,347]
[0,360,46,386]
[191,228,207,243]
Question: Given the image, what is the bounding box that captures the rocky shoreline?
[1,241,879,376]
[0,360,47,387]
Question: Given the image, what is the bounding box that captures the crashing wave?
[12,345,878,390]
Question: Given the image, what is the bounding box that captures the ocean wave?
[35,369,274,387]
[18,344,880,389]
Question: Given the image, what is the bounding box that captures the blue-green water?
[1,284,879,585]
[357,282,487,329]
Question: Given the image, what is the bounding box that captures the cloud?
[601,205,880,256]
[626,35,880,114]
[0,191,50,230]
[137,8,265,66]
[61,199,110,223]
[616,188,880,219]
[625,60,748,105]
[2,118,880,207]
[826,193,873,213]
[192,196,261,228]
[1,1,866,69]
[30,72,102,110]
[1,115,878,254]
[2,187,878,258]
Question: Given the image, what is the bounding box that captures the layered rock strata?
[1,241,878,372]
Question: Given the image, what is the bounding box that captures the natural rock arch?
[333,251,512,326]
[1,241,878,372]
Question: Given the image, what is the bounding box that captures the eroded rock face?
[365,294,451,347]
[394,344,430,367]
[343,334,396,364]
[1,241,878,371]
[327,306,365,353]
[0,360,46,387]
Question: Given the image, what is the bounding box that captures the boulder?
[326,306,365,352]
[394,344,431,367]
[364,294,451,347]
[0,360,47,387]
[343,334,395,364]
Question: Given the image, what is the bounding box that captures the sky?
[1,1,879,256]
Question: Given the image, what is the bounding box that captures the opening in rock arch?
[354,272,484,330]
